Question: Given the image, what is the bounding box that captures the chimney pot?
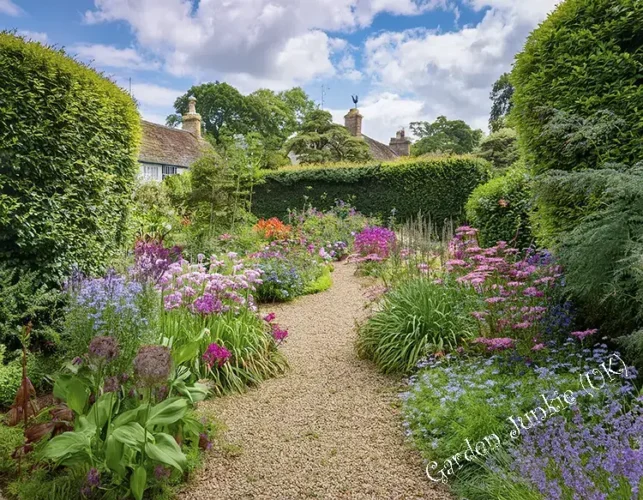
[344,107,363,137]
[182,96,202,139]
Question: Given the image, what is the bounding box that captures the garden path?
[180,263,450,500]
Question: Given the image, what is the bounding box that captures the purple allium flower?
[103,376,120,393]
[134,345,172,386]
[354,226,396,259]
[88,336,120,362]
[202,343,232,369]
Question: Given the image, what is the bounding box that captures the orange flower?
[253,218,291,241]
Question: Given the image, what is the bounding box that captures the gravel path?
[180,263,450,500]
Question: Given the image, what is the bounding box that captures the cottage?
[138,96,210,180]
[343,107,411,160]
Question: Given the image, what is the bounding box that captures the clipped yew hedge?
[0,32,141,285]
[252,156,490,225]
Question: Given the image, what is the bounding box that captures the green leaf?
[145,433,187,472]
[112,422,146,448]
[87,393,116,430]
[42,431,90,464]
[130,466,147,500]
[146,397,188,427]
[105,435,126,477]
[173,341,200,366]
[112,405,147,428]
[65,378,90,415]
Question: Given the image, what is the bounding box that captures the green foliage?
[161,310,287,396]
[356,277,480,373]
[489,73,514,132]
[0,32,141,285]
[511,0,643,174]
[465,166,532,249]
[252,156,490,226]
[547,162,643,340]
[0,264,63,352]
[130,180,182,242]
[0,423,24,475]
[475,128,519,171]
[167,83,315,168]
[410,116,483,156]
[303,266,333,295]
[285,109,372,164]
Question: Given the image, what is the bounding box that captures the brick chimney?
[344,107,363,137]
[389,128,411,156]
[182,96,202,139]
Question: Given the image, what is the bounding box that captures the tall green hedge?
[512,0,643,175]
[252,157,489,225]
[465,165,532,249]
[0,33,141,284]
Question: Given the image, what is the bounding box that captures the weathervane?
[351,95,359,106]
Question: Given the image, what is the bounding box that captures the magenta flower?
[271,324,289,343]
[263,312,276,323]
[202,343,231,368]
[570,329,598,340]
[354,226,396,259]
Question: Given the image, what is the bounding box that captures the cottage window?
[162,165,178,179]
[142,164,160,181]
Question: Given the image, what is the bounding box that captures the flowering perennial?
[202,343,232,368]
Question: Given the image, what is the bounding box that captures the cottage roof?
[139,120,210,168]
[362,134,399,161]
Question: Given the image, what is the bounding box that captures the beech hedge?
[0,33,141,285]
[252,156,490,225]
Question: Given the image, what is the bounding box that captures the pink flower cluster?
[159,258,262,315]
[448,226,562,351]
[570,329,597,340]
[473,337,515,351]
[263,312,288,343]
[202,343,231,368]
[354,226,397,260]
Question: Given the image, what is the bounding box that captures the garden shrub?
[0,32,141,286]
[356,276,480,373]
[465,166,532,249]
[511,0,643,174]
[475,128,519,171]
[252,156,489,226]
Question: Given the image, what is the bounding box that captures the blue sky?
[0,0,560,142]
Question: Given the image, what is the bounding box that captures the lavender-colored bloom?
[134,345,172,386]
[87,468,100,487]
[88,336,119,362]
[154,465,172,481]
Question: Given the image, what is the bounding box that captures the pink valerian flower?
[486,296,506,304]
[219,233,232,241]
[271,325,289,343]
[417,263,429,274]
[263,312,276,323]
[571,329,598,340]
[455,226,479,236]
[473,337,515,351]
[471,311,488,321]
[202,343,232,368]
[532,343,546,351]
[513,322,532,329]
[523,287,544,297]
[446,259,468,269]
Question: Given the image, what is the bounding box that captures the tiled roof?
[362,134,399,161]
[139,120,211,168]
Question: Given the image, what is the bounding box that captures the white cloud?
[0,0,21,16]
[71,43,160,70]
[363,0,562,131]
[129,83,184,109]
[83,0,451,89]
[330,92,426,142]
[17,30,48,43]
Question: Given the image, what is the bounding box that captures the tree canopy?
[410,116,483,156]
[285,110,372,164]
[167,82,316,169]
[489,73,514,132]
